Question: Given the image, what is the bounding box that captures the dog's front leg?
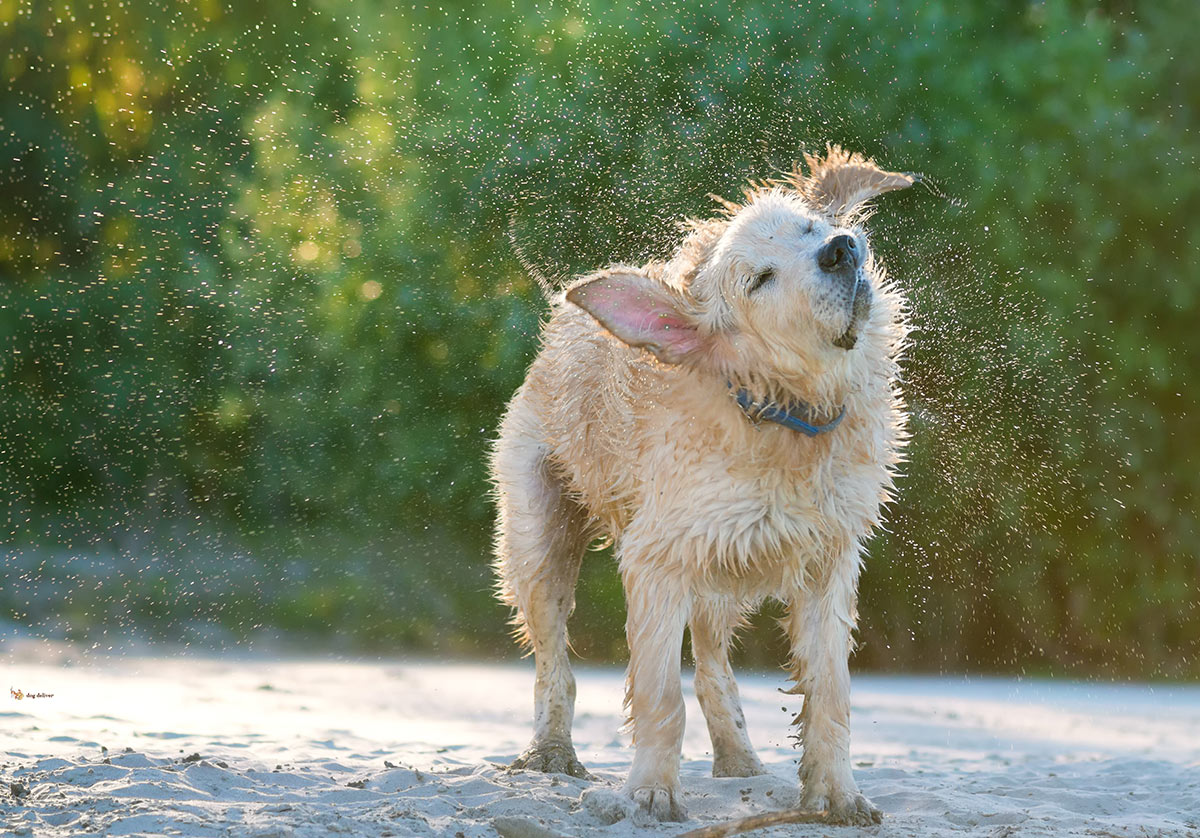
[621,561,690,822]
[785,555,881,826]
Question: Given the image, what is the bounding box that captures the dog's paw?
[629,784,687,822]
[712,752,767,778]
[509,741,592,780]
[800,789,882,826]
[828,791,882,826]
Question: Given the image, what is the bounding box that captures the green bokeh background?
[1,0,1196,676]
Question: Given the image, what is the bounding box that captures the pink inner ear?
[567,273,705,364]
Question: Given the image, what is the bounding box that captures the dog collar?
[730,385,846,437]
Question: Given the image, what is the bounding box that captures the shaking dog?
[492,146,915,825]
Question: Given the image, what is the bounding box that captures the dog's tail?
[507,210,560,303]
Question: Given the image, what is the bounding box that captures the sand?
[2,652,1198,837]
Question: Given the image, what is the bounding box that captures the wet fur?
[491,146,914,825]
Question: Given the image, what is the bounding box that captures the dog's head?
[566,146,915,399]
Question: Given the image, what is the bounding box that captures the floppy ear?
[566,269,711,366]
[795,144,917,217]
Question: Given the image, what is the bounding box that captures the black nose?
[817,234,861,272]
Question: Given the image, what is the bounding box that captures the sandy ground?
[2,653,1198,837]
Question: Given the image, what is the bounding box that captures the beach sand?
[2,652,1198,837]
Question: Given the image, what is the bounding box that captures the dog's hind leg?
[493,427,591,779]
[690,599,765,778]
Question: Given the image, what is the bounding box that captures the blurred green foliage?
[0,0,1196,676]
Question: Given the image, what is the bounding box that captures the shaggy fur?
[491,146,915,825]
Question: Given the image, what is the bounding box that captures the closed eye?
[747,268,775,294]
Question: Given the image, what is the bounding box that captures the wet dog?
[492,147,915,825]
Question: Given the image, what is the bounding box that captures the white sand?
[3,653,1198,837]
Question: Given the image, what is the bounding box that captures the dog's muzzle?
[833,275,873,349]
[817,234,860,273]
[818,235,872,350]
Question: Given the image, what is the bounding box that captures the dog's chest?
[622,423,887,580]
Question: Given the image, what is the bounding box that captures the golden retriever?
[492,146,915,825]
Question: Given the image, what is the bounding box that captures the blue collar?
[730,386,846,437]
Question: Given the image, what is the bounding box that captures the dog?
[491,146,915,825]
